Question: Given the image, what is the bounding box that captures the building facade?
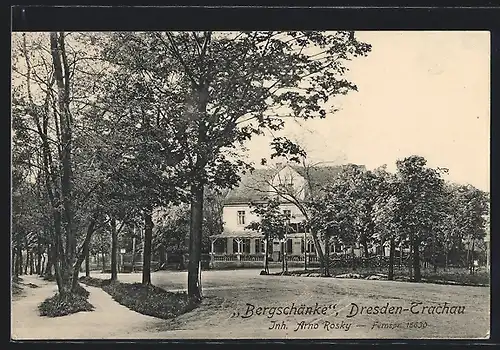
[209,163,367,268]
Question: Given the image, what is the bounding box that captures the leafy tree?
[371,166,401,280]
[447,184,489,274]
[202,188,227,253]
[308,168,361,276]
[11,32,124,295]
[261,160,327,271]
[246,198,289,274]
[393,156,447,282]
[98,31,371,301]
[94,33,190,285]
[153,205,191,267]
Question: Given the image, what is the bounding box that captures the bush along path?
[79,277,198,320]
[38,282,94,317]
[11,275,167,340]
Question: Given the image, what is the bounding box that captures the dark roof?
[224,164,366,205]
[224,168,276,205]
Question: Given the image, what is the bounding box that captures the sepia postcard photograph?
[10,28,491,340]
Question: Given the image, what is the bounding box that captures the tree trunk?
[51,32,76,296]
[111,217,118,281]
[324,235,330,277]
[40,254,46,276]
[131,236,136,273]
[408,238,413,280]
[470,239,475,275]
[388,237,395,280]
[29,250,34,275]
[281,241,285,273]
[412,238,421,282]
[14,247,19,277]
[362,238,369,258]
[44,244,53,278]
[85,251,90,277]
[101,251,105,273]
[53,237,64,292]
[310,230,325,273]
[399,243,403,269]
[36,238,42,275]
[188,183,204,302]
[19,244,24,276]
[142,208,154,285]
[159,244,166,269]
[264,236,269,274]
[433,245,438,273]
[24,236,30,275]
[71,214,98,291]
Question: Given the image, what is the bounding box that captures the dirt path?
[11,275,162,340]
[11,271,490,340]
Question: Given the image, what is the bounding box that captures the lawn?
[270,266,489,286]
[79,276,198,320]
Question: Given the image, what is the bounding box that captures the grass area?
[39,292,94,317]
[35,278,93,317]
[79,276,198,320]
[272,266,489,286]
[415,269,489,286]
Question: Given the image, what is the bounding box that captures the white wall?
[223,204,260,232]
[223,202,306,232]
[223,165,307,233]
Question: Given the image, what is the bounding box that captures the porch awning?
[210,230,263,239]
[210,231,311,239]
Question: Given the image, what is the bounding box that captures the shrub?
[79,276,112,288]
[39,293,94,317]
[80,276,199,319]
[102,282,197,320]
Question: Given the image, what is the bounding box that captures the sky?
[243,31,490,192]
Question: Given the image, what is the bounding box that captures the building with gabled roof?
[209,163,366,268]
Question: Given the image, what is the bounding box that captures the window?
[255,238,266,254]
[242,239,251,254]
[237,211,246,225]
[283,209,292,219]
[307,241,316,253]
[286,239,293,254]
[214,239,227,253]
[301,239,305,253]
[297,223,305,233]
[233,239,250,254]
